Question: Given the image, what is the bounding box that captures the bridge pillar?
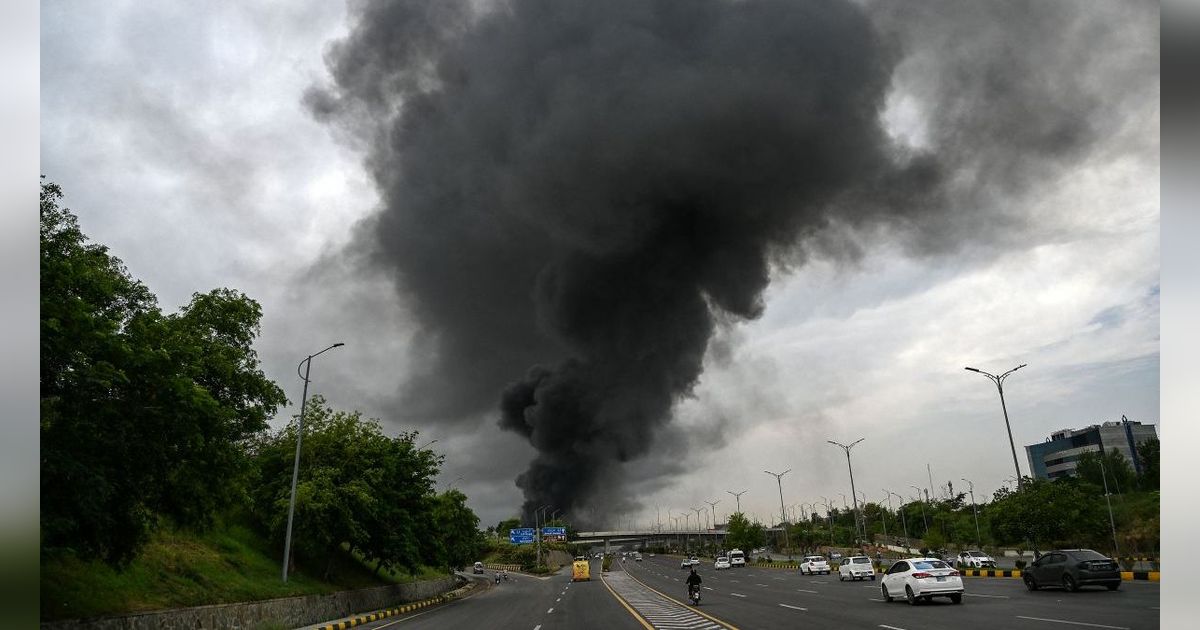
[604,538,610,556]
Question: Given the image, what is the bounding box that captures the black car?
[1023,549,1121,592]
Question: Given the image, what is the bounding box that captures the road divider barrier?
[958,568,1160,581]
[485,563,522,572]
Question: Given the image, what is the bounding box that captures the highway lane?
[621,554,1160,630]
[324,560,643,630]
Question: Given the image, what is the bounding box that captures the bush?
[1014,559,1027,570]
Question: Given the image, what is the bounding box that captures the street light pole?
[282,342,344,582]
[909,485,929,532]
[705,499,721,531]
[965,364,1027,487]
[1098,457,1120,559]
[961,478,982,548]
[886,490,909,549]
[827,438,865,547]
[727,489,747,515]
[764,469,793,559]
[820,497,834,547]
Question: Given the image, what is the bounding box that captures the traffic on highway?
[301,550,1158,630]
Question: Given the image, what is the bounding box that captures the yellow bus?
[572,557,591,581]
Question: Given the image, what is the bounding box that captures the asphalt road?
[302,555,1159,630]
[621,554,1161,630]
[324,561,641,630]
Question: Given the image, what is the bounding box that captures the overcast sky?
[40,0,1159,530]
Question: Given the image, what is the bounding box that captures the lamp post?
[727,489,748,515]
[282,342,344,582]
[535,504,550,568]
[910,485,929,532]
[886,490,909,549]
[857,490,870,544]
[828,438,866,546]
[417,438,438,451]
[705,499,721,530]
[764,469,793,559]
[961,478,982,548]
[965,364,1027,487]
[820,497,835,547]
[1098,456,1120,558]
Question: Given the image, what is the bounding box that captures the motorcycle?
[495,573,501,584]
[688,584,702,606]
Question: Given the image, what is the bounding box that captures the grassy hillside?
[41,518,445,621]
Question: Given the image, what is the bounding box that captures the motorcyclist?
[495,572,501,584]
[502,569,509,581]
[686,567,703,602]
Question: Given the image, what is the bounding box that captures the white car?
[880,558,964,605]
[839,555,876,581]
[634,553,643,561]
[714,556,731,570]
[729,549,746,567]
[957,550,996,568]
[680,556,699,569]
[799,555,831,575]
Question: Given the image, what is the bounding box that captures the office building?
[1025,416,1157,480]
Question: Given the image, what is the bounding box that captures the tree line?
[40,180,482,575]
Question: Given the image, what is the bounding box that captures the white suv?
[799,555,831,575]
[956,550,996,568]
[729,549,746,567]
[839,555,876,581]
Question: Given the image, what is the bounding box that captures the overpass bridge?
[573,527,783,554]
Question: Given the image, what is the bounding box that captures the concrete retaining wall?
[41,576,459,630]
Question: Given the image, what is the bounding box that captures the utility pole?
[727,489,747,515]
[965,363,1028,487]
[820,497,835,547]
[764,469,793,559]
[962,478,982,549]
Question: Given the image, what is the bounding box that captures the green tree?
[1075,448,1136,494]
[40,181,286,564]
[1135,438,1159,490]
[249,396,441,577]
[985,478,1108,549]
[432,489,483,569]
[725,513,765,552]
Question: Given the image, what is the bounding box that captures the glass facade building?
[1025,417,1157,480]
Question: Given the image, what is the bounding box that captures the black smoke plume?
[308,0,1156,523]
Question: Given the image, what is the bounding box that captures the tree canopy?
[40,180,286,564]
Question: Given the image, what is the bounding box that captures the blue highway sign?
[509,527,535,544]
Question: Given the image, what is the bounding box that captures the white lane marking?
[703,586,714,590]
[965,592,1009,598]
[774,577,785,580]
[863,585,877,588]
[779,603,808,611]
[1015,616,1130,629]
[534,626,542,630]
[867,598,886,602]
[547,608,554,614]
[756,583,770,587]
[731,592,747,598]
[797,588,818,593]
[376,608,438,629]
[556,597,561,602]
[879,625,908,630]
[810,580,824,584]
[730,579,741,583]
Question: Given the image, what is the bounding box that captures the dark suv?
[1023,549,1120,592]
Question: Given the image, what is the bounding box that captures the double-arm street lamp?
[909,485,929,532]
[828,439,865,546]
[727,489,748,515]
[886,490,909,549]
[705,499,721,530]
[764,469,793,559]
[283,342,344,582]
[961,478,982,548]
[965,363,1027,487]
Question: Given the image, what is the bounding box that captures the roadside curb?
[960,569,1160,582]
[307,577,488,630]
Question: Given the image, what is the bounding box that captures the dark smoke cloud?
[308,0,1156,522]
